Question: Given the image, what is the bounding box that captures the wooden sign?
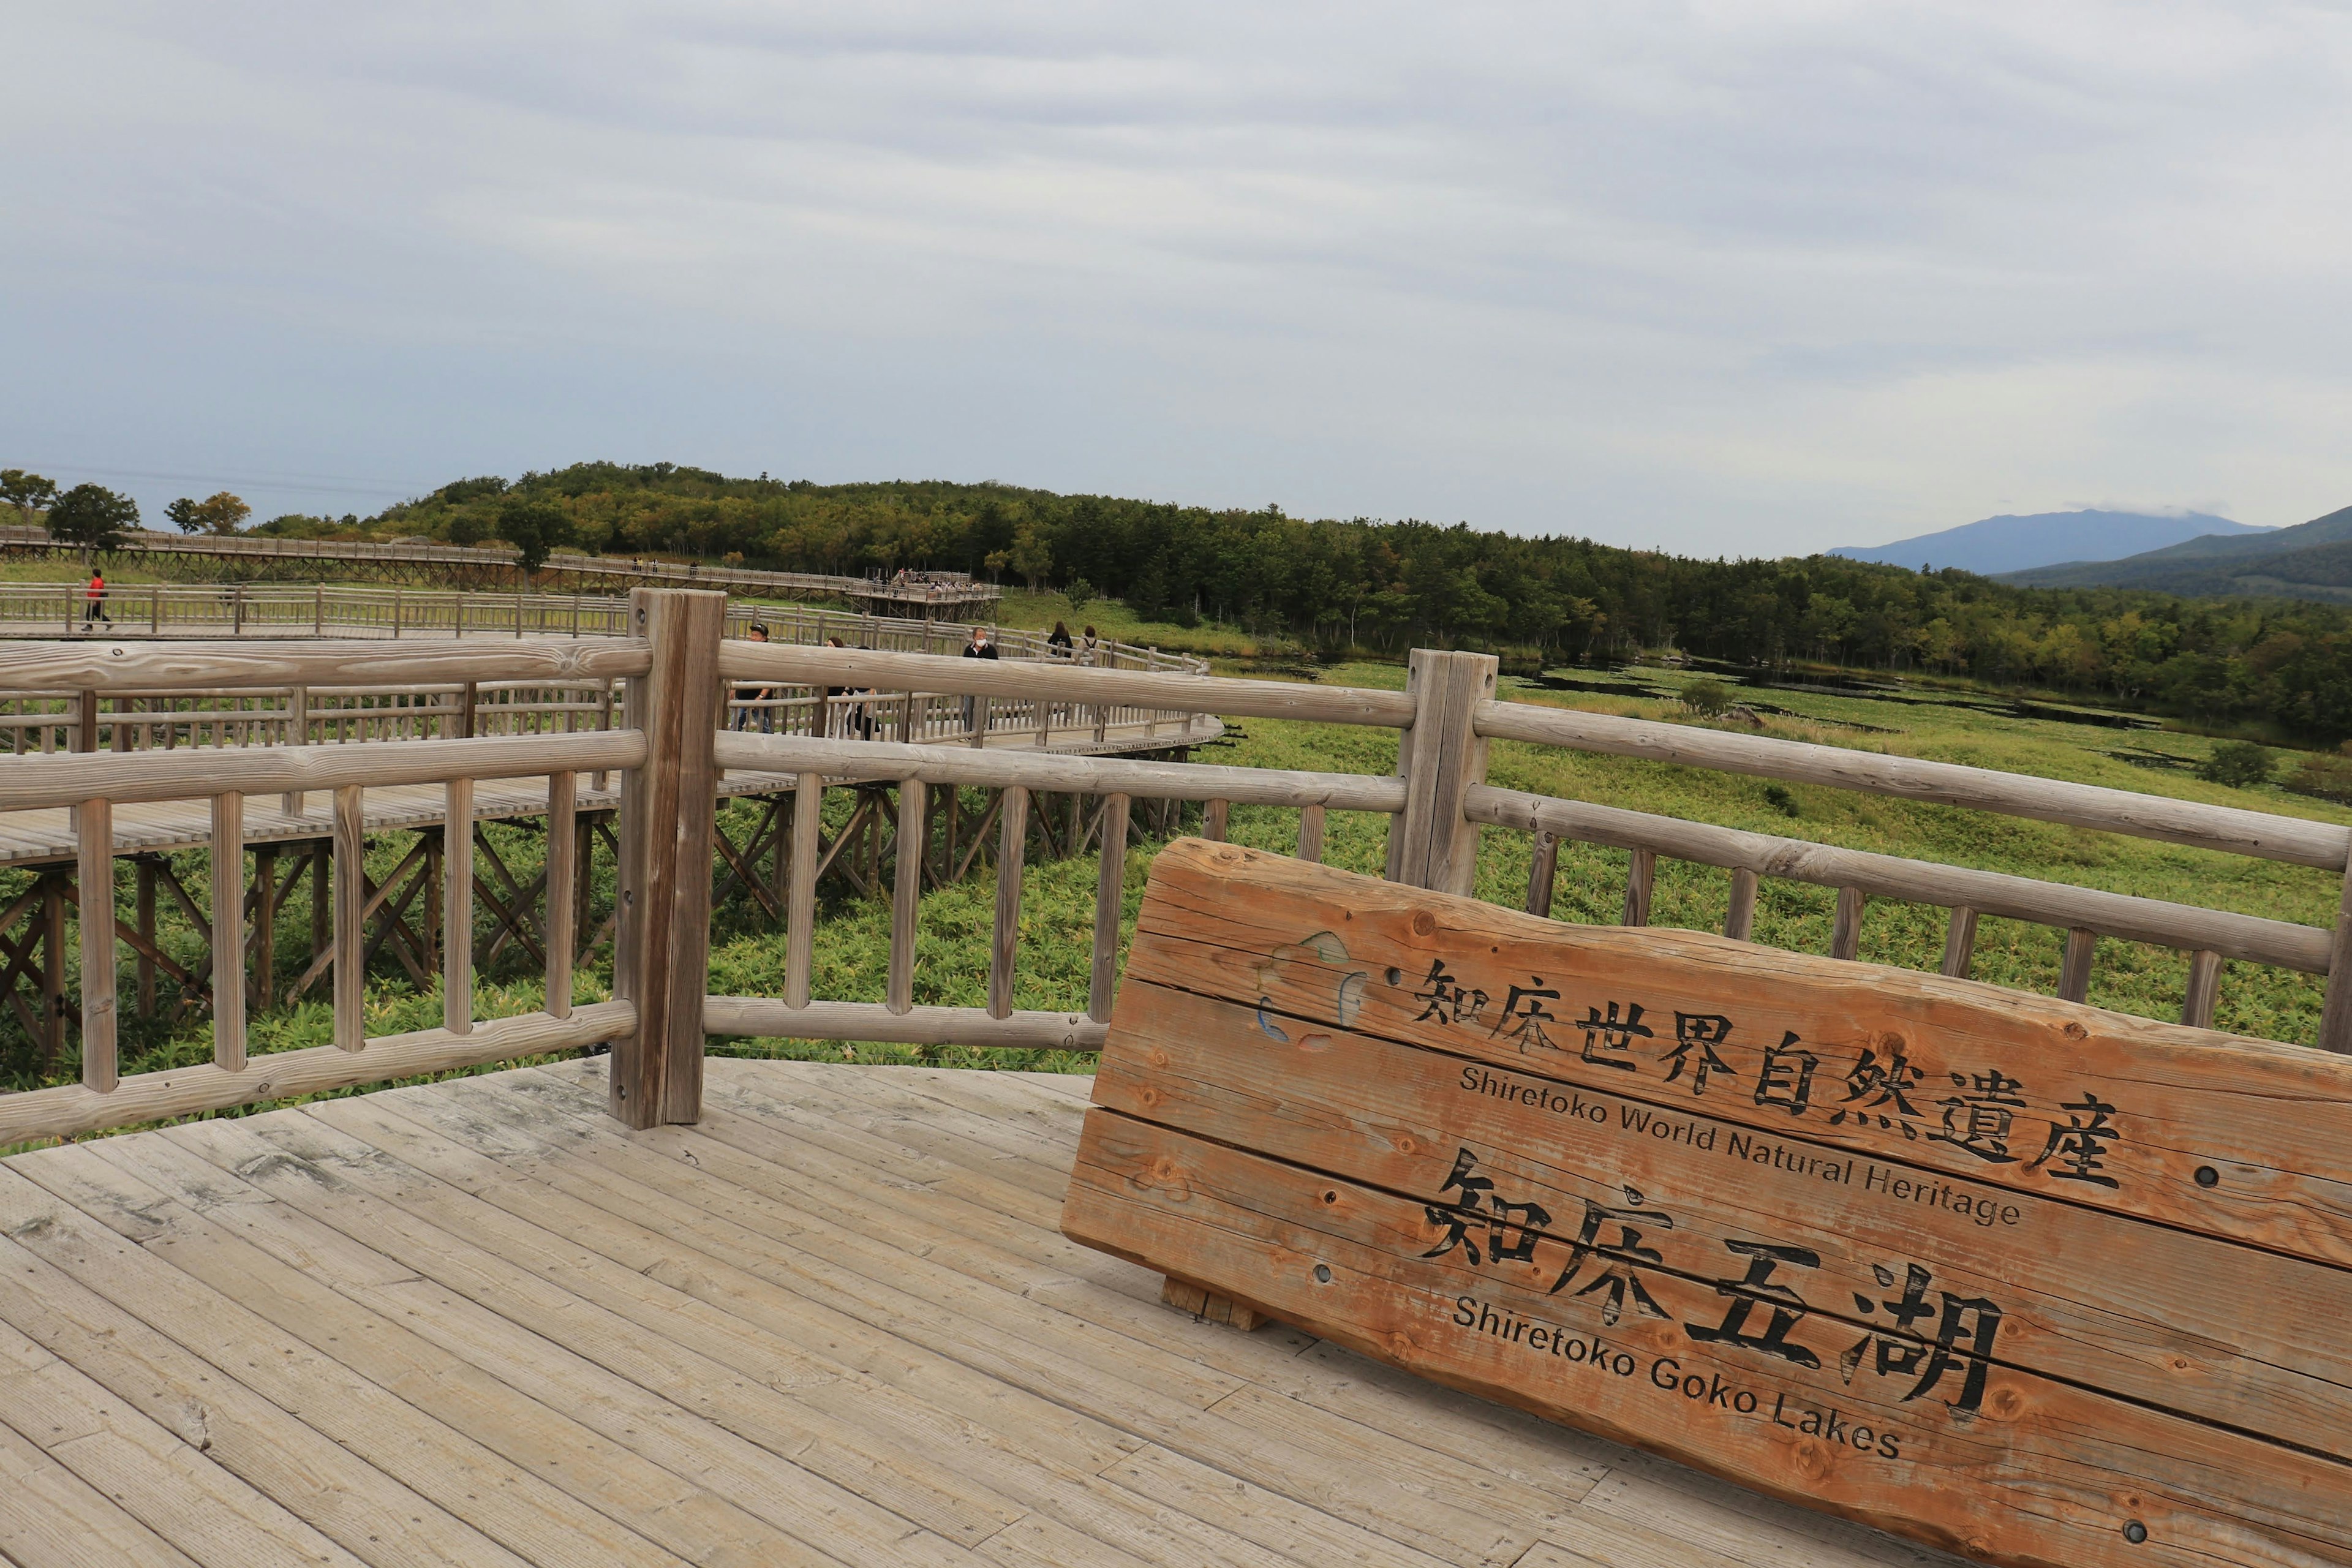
[1061,839,2352,1568]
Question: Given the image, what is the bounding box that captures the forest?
[258,461,2352,744]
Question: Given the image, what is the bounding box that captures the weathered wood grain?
[1091,981,2352,1464]
[1121,840,2352,1270]
[1063,1111,2352,1568]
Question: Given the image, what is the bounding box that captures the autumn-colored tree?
[165,491,251,535]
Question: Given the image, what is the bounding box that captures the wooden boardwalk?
[0,1057,1965,1568]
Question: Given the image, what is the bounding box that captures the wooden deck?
[0,1056,1968,1568]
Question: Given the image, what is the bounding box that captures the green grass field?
[4,632,2343,1152]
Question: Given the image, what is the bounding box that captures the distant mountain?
[1828,510,2266,576]
[2002,503,2352,601]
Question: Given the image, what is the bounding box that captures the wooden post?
[2059,927,2096,1004]
[592,680,614,793]
[78,800,116,1093]
[282,686,307,817]
[1204,799,1229,842]
[42,875,66,1072]
[989,786,1029,1020]
[888,778,926,1016]
[1942,906,1978,979]
[1831,886,1866,962]
[545,772,575,1020]
[1296,805,1325,864]
[1090,793,1130,1024]
[310,839,330,971]
[458,680,478,741]
[75,690,97,755]
[135,858,156,1017]
[611,587,725,1127]
[1525,831,1561,918]
[1621,849,1656,927]
[443,778,474,1035]
[111,696,130,753]
[1725,867,1758,942]
[254,843,276,1011]
[2319,850,2352,1054]
[333,783,365,1052]
[210,793,244,1072]
[786,775,821,1008]
[2183,949,2223,1030]
[1385,648,1498,895]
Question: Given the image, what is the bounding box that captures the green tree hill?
[241,461,2352,747]
[45,483,138,556]
[1,469,58,526]
[165,491,251,535]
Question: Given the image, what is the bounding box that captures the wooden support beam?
[1831,885,1866,962]
[989,785,1029,1020]
[1203,799,1229,843]
[443,778,473,1035]
[42,874,66,1072]
[135,857,156,1017]
[1297,804,1325,864]
[209,793,244,1072]
[545,771,575,1019]
[1942,905,1979,979]
[333,783,364,1052]
[2183,949,2223,1030]
[888,778,926,1016]
[786,775,821,1009]
[2321,849,2352,1054]
[1724,867,1758,942]
[1091,793,1130,1025]
[611,586,723,1127]
[77,799,116,1092]
[1622,848,1656,927]
[2060,926,2097,1005]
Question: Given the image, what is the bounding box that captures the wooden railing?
[3,609,2346,1147]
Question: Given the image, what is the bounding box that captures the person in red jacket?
[83,570,110,628]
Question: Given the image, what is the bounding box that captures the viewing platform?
[0,1054,1954,1568]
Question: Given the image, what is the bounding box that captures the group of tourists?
[726,619,1104,739]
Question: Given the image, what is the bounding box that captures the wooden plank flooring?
[0,1058,1976,1568]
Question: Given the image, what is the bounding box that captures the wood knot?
[1789,1437,1831,1483]
[2063,1022,2089,1040]
[1138,1087,1161,1110]
[1147,1048,1169,1068]
[1985,1385,2024,1420]
[1411,911,1437,937]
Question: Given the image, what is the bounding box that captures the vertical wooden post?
[310,840,330,972]
[210,794,245,1072]
[888,778,926,1015]
[42,875,66,1071]
[111,696,130,753]
[1525,832,1561,918]
[2319,850,2352,1054]
[254,844,276,1011]
[282,687,307,818]
[75,690,97,755]
[769,794,790,915]
[1296,805,1325,864]
[1385,648,1498,895]
[1090,793,1130,1024]
[78,800,117,1092]
[1724,867,1758,942]
[1942,906,1978,979]
[592,681,614,793]
[2059,927,2096,1004]
[786,775,822,1008]
[1831,886,1866,962]
[333,784,365,1052]
[2182,949,2223,1030]
[135,858,157,1017]
[989,786,1030,1020]
[611,587,725,1128]
[458,681,478,741]
[1203,799,1229,842]
[1621,849,1656,927]
[443,779,474,1035]
[545,772,576,1020]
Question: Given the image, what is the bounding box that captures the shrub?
[2284,750,2352,805]
[2198,740,2275,789]
[1761,783,1800,818]
[1681,678,1733,717]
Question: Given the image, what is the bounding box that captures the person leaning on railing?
[961,624,997,732]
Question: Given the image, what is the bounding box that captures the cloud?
[3,0,2350,548]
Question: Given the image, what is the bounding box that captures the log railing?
[5,610,2350,1147]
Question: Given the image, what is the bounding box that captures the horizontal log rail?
[0,729,644,813]
[0,636,650,695]
[704,997,1106,1052]
[720,642,1418,727]
[1476,698,2351,869]
[1463,784,2333,973]
[0,1000,631,1145]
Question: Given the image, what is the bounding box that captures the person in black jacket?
[961,625,997,733]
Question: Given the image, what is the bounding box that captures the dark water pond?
[1526,662,2159,731]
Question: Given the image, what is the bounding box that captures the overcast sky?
[6,1,2350,555]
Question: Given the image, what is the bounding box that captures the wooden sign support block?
[1063,839,2352,1568]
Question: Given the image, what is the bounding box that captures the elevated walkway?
[0,1055,1956,1568]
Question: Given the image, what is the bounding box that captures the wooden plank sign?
[1062,839,2352,1568]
